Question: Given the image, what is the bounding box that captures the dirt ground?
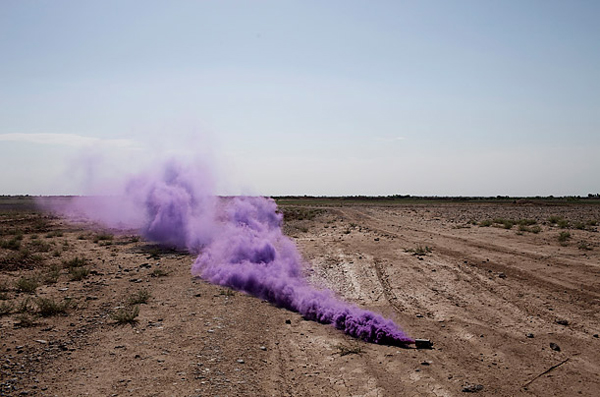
[1,198,599,396]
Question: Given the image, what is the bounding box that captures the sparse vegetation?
[36,297,70,317]
[148,247,161,259]
[151,268,169,277]
[45,231,63,238]
[16,298,34,314]
[69,266,90,281]
[0,301,13,316]
[407,245,432,256]
[14,313,37,327]
[41,265,61,284]
[578,241,592,251]
[15,276,38,293]
[0,235,23,250]
[557,219,570,229]
[548,216,563,225]
[29,239,51,252]
[128,289,151,305]
[111,305,140,325]
[281,207,325,221]
[334,343,364,356]
[558,231,571,243]
[219,288,235,297]
[63,256,87,269]
[93,232,114,243]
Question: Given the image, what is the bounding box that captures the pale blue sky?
[1,1,599,196]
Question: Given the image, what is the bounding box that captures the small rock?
[374,238,380,241]
[260,346,267,351]
[34,340,47,344]
[416,314,423,318]
[498,273,507,279]
[526,333,534,338]
[556,319,569,326]
[593,334,599,338]
[462,384,484,393]
[550,343,561,352]
[285,319,291,325]
[237,359,245,364]
[420,361,431,366]
[194,293,202,297]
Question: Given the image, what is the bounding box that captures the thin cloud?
[375,136,405,143]
[0,133,140,149]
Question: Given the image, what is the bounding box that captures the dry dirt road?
[1,199,599,396]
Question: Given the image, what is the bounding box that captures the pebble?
[237,359,244,364]
[550,342,561,352]
[260,346,267,351]
[526,333,534,338]
[462,384,484,393]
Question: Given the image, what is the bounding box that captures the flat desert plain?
[1,197,599,396]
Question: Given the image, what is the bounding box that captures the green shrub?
[16,298,34,313]
[557,219,570,229]
[128,290,151,305]
[548,216,562,225]
[334,343,364,356]
[36,297,70,317]
[558,231,571,243]
[45,231,63,238]
[41,265,61,284]
[63,257,87,269]
[14,313,37,327]
[518,219,537,226]
[150,268,168,278]
[0,236,22,250]
[0,301,13,316]
[111,305,140,325]
[29,239,51,252]
[69,266,90,281]
[15,277,38,293]
[93,233,113,243]
[578,241,592,251]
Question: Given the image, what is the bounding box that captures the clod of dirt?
[550,342,561,352]
[462,384,484,393]
[556,319,570,326]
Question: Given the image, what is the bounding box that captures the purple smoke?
[44,161,414,346]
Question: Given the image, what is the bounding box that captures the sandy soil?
[1,200,599,396]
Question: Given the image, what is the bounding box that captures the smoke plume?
[43,160,413,346]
